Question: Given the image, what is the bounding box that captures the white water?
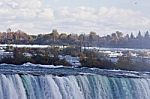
[0,74,150,99]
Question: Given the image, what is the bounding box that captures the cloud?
[0,0,54,34]
[0,0,42,9]
[0,0,150,35]
[60,6,97,21]
[58,6,150,35]
[37,8,54,21]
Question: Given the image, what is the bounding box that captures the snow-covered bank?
[83,47,150,52]
[0,44,68,48]
[0,44,149,51]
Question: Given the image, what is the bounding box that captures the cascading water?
[0,74,150,99]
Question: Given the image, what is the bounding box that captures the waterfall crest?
[0,74,150,99]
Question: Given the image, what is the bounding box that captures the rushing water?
[0,74,150,99]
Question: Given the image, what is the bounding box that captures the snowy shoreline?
[0,44,150,51]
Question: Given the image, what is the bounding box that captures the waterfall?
[0,74,150,99]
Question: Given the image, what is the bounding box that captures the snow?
[22,62,64,68]
[0,44,68,49]
[58,55,81,67]
[82,47,150,52]
[23,53,32,57]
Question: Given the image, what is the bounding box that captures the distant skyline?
[0,0,150,35]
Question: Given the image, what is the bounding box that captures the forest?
[0,29,150,48]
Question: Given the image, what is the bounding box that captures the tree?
[116,56,134,70]
[144,31,150,39]
[125,34,130,40]
[136,31,143,39]
[59,33,67,40]
[130,33,135,39]
[111,33,118,40]
[89,31,99,46]
[51,29,59,42]
[116,31,123,38]
[89,31,97,41]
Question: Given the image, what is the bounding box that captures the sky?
[0,0,150,35]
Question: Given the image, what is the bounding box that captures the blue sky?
[0,0,150,35]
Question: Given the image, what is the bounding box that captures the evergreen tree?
[137,31,143,39]
[125,34,130,40]
[144,31,150,39]
[130,33,135,39]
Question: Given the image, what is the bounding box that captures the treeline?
[0,29,150,48]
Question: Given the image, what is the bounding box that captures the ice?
[22,62,64,68]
